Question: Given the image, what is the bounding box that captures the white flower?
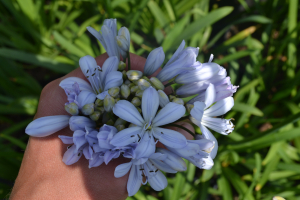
[190,84,234,159]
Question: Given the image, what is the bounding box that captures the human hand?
[10,53,194,200]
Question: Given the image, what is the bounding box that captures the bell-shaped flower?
[87,19,120,57]
[143,47,165,76]
[110,87,187,160]
[189,84,235,159]
[25,115,70,137]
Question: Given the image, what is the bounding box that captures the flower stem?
[127,52,131,71]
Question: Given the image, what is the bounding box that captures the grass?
[0,0,299,199]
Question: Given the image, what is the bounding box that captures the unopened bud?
[121,84,130,99]
[104,95,115,112]
[106,119,114,126]
[128,83,135,88]
[82,103,94,115]
[169,95,176,101]
[158,90,169,108]
[108,87,120,97]
[172,98,184,105]
[143,47,165,76]
[142,76,151,82]
[114,118,127,126]
[137,107,142,113]
[150,77,165,90]
[115,97,120,102]
[130,85,139,93]
[116,124,125,131]
[116,27,130,52]
[126,70,143,81]
[90,111,101,121]
[185,104,194,113]
[136,89,144,98]
[118,61,126,71]
[131,97,141,107]
[65,102,79,115]
[122,70,127,79]
[137,79,151,90]
[95,106,105,114]
[95,99,103,107]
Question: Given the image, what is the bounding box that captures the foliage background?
[0,0,300,199]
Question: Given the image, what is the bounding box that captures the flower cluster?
[25,19,238,196]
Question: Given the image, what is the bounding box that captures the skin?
[10,53,194,200]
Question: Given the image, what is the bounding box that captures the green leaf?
[148,0,169,28]
[232,102,264,116]
[0,134,27,149]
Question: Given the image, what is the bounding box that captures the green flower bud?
[114,118,127,126]
[129,123,137,127]
[137,107,142,113]
[169,95,176,101]
[130,85,139,93]
[142,76,151,82]
[137,79,151,90]
[121,84,130,99]
[135,89,144,98]
[124,79,131,85]
[95,106,105,114]
[115,97,120,102]
[116,124,125,131]
[172,98,184,105]
[65,102,79,115]
[131,97,141,107]
[128,83,135,88]
[104,95,115,112]
[122,70,127,79]
[90,111,101,121]
[185,104,194,113]
[108,87,120,97]
[106,119,114,126]
[82,103,94,115]
[95,99,103,107]
[150,77,165,90]
[118,61,126,71]
[126,70,143,81]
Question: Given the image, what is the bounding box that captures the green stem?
[127,52,131,71]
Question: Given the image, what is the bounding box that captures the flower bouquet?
[25,19,238,196]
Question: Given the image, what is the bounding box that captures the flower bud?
[108,87,120,97]
[90,111,101,121]
[104,95,115,112]
[81,103,94,115]
[114,118,127,126]
[128,83,135,88]
[135,89,144,98]
[95,106,105,114]
[137,79,151,90]
[143,47,165,76]
[116,124,125,131]
[115,97,120,102]
[172,98,184,105]
[158,90,169,108]
[169,95,176,101]
[126,70,143,81]
[122,70,127,79]
[137,107,142,113]
[95,99,103,107]
[106,119,114,126]
[185,104,194,113]
[150,77,165,90]
[118,61,126,71]
[131,97,141,107]
[129,123,137,127]
[121,84,130,99]
[130,85,139,93]
[116,27,130,52]
[65,102,79,115]
[142,76,151,82]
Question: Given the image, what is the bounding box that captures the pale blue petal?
[190,101,205,122]
[158,90,169,108]
[113,100,144,126]
[83,145,93,160]
[104,71,123,91]
[100,56,119,86]
[89,153,104,168]
[135,132,156,160]
[188,139,215,151]
[101,25,119,57]
[204,83,216,109]
[96,91,109,100]
[59,77,93,92]
[142,87,159,123]
[114,162,133,178]
[156,148,187,171]
[150,159,177,173]
[199,124,218,159]
[127,165,142,196]
[165,40,185,67]
[176,81,209,97]
[152,102,185,127]
[104,150,120,164]
[148,171,168,191]
[86,26,104,46]
[62,145,82,165]
[58,135,73,144]
[144,47,165,76]
[69,116,96,131]
[73,130,87,150]
[25,115,70,137]
[77,90,96,109]
[204,97,234,117]
[110,127,142,147]
[167,142,200,157]
[202,156,214,169]
[152,128,187,148]
[149,153,167,160]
